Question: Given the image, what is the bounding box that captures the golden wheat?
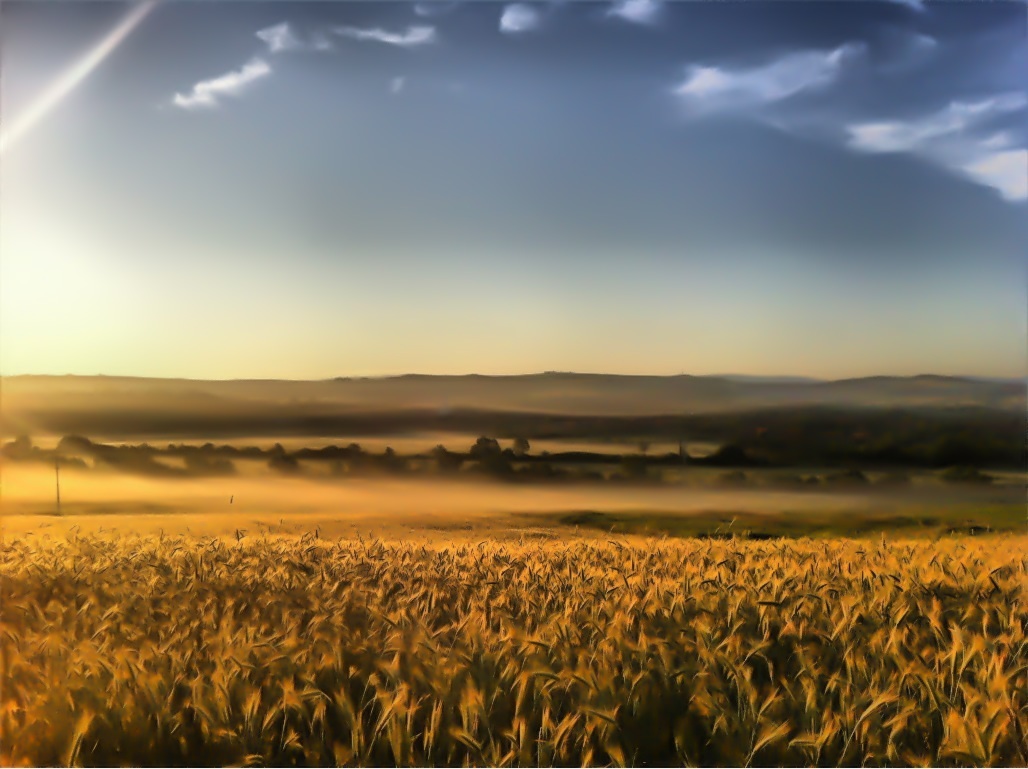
[1,532,1026,766]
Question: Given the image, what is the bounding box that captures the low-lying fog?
[3,464,1019,541]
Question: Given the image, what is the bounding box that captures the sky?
[1,0,1026,380]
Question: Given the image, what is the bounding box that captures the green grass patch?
[536,502,1027,539]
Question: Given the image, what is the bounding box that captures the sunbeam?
[0,1,157,156]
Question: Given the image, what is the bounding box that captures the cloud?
[847,93,1027,153]
[846,93,1028,200]
[674,43,863,114]
[414,2,459,17]
[897,32,937,65]
[981,131,1014,150]
[311,35,334,52]
[963,150,1027,202]
[873,29,939,75]
[334,25,436,46]
[606,0,661,25]
[500,4,541,34]
[172,58,271,110]
[391,76,406,94]
[886,0,928,11]
[256,22,302,53]
[256,22,334,54]
[908,32,937,53]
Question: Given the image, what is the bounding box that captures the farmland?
[2,531,1026,766]
[2,377,1025,765]
[6,0,1027,764]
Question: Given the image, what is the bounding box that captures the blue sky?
[1,0,1025,379]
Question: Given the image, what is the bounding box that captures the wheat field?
[2,532,1026,767]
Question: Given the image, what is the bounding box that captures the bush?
[268,453,301,475]
[940,466,993,485]
[770,473,806,488]
[703,444,761,467]
[876,472,911,487]
[825,469,870,486]
[717,470,749,487]
[184,454,237,477]
[620,455,649,480]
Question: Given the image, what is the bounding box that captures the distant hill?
[709,375,824,384]
[1,373,1023,439]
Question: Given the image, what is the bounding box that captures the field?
[2,453,1026,767]
[2,462,1025,540]
[6,0,1027,764]
[2,529,1026,767]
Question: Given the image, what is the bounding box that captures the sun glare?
[0,1,157,156]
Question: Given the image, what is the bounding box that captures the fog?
[4,463,1016,542]
[3,374,1022,443]
[16,433,717,458]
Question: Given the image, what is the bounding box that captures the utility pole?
[55,457,61,514]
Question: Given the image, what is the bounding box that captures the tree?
[825,469,870,486]
[2,436,33,460]
[877,472,911,487]
[621,455,649,480]
[940,466,993,485]
[268,452,300,474]
[470,436,501,460]
[345,443,368,472]
[380,447,407,474]
[432,445,463,474]
[469,436,510,475]
[512,436,531,457]
[57,435,93,457]
[185,453,237,476]
[717,470,749,488]
[638,440,651,456]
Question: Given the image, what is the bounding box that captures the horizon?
[2,369,1024,384]
[2,0,1026,380]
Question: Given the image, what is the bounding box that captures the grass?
[546,502,1027,540]
[2,531,1027,766]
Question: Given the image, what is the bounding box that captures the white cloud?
[847,93,1028,201]
[391,76,406,94]
[847,122,917,153]
[172,58,271,110]
[334,25,436,47]
[891,0,927,11]
[963,150,1027,201]
[674,43,863,113]
[909,32,937,52]
[414,2,459,17]
[500,4,541,34]
[606,0,661,25]
[256,22,301,53]
[981,131,1014,150]
[257,22,333,53]
[847,93,1027,153]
